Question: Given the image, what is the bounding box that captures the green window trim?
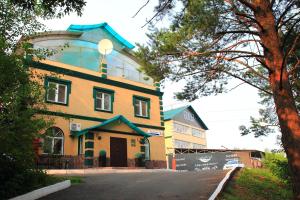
[44,76,72,106]
[133,95,150,119]
[85,141,94,149]
[93,86,115,113]
[30,61,163,97]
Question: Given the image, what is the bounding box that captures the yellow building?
[164,105,208,155]
[27,22,166,168]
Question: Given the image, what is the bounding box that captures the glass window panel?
[53,128,63,137]
[53,138,62,154]
[43,137,52,154]
[141,101,148,117]
[47,82,57,102]
[43,127,64,155]
[192,143,205,149]
[95,95,103,110]
[78,136,83,154]
[174,123,189,134]
[174,139,190,148]
[104,93,111,111]
[134,100,141,116]
[57,84,66,103]
[96,92,102,99]
[192,128,202,137]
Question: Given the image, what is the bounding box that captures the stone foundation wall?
[145,160,167,169]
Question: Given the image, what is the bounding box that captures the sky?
[43,0,280,151]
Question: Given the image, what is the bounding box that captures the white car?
[223,160,245,170]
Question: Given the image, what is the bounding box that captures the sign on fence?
[169,152,241,171]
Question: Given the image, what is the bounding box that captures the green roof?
[164,105,208,130]
[67,22,135,49]
[72,115,151,137]
[164,106,189,120]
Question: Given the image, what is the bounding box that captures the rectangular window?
[173,122,189,134]
[45,77,71,106]
[174,139,191,149]
[133,96,150,118]
[192,143,206,149]
[95,92,112,111]
[47,82,67,104]
[192,128,203,138]
[78,136,83,155]
[93,87,114,113]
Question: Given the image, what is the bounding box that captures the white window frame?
[192,128,203,138]
[47,81,68,104]
[95,91,112,111]
[43,128,64,155]
[135,99,148,117]
[173,122,190,134]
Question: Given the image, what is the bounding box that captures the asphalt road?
[40,170,227,200]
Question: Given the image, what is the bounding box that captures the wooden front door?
[110,137,127,167]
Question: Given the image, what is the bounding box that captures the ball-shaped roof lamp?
[98,39,113,57]
[98,39,113,75]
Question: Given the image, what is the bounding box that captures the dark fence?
[36,155,85,169]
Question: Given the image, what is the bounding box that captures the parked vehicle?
[223,160,245,170]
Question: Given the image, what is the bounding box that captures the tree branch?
[216,30,260,36]
[236,0,256,11]
[141,0,173,28]
[132,0,150,18]
[276,1,296,29]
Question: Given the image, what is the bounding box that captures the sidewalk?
[46,168,173,175]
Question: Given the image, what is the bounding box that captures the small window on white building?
[173,122,189,134]
[192,128,203,138]
[174,139,191,149]
[192,143,206,149]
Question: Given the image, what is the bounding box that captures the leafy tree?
[0,0,85,198]
[135,0,300,197]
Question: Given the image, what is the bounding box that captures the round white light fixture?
[98,39,113,55]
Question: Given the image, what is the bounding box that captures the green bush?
[99,150,106,156]
[134,152,144,159]
[263,152,291,184]
[0,154,61,199]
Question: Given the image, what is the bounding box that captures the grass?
[218,168,293,200]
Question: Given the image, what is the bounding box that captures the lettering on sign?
[147,130,163,136]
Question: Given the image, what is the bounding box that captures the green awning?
[71,115,151,138]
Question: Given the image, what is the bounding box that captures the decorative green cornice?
[37,110,165,130]
[31,61,163,96]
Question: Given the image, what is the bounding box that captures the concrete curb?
[9,180,71,200]
[46,168,174,175]
[208,167,239,200]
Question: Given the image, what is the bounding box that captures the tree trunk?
[270,68,300,199]
[252,1,300,198]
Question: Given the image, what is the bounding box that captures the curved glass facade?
[34,39,154,85]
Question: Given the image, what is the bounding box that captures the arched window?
[43,127,64,155]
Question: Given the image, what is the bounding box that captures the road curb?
[46,168,174,175]
[208,167,239,200]
[9,180,71,200]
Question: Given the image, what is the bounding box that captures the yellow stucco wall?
[33,60,166,162]
[164,119,207,154]
[31,65,161,128]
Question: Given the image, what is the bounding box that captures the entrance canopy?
[71,115,151,138]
